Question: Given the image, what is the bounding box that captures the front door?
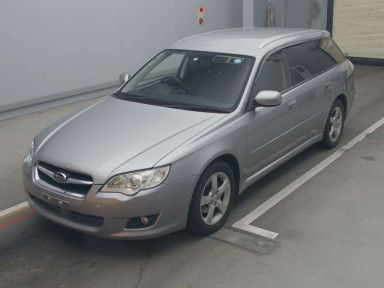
[243,50,302,177]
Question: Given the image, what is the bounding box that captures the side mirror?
[254,90,282,107]
[119,73,131,84]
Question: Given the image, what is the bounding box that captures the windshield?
[116,50,254,113]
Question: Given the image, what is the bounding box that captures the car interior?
[129,52,253,109]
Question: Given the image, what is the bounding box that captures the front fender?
[158,114,247,187]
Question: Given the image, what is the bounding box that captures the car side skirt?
[240,133,323,193]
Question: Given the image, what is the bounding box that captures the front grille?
[30,193,103,228]
[35,161,93,198]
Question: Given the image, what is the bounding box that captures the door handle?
[288,100,297,109]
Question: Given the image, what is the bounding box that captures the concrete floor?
[1,65,384,288]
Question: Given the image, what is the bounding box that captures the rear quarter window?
[319,38,346,64]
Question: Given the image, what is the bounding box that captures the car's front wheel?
[187,161,235,236]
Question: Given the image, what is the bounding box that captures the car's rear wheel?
[320,100,345,149]
[187,161,235,236]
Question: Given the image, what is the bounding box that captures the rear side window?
[284,38,345,86]
[253,50,290,96]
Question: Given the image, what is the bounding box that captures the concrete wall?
[0,0,242,119]
[253,0,328,30]
[243,0,255,27]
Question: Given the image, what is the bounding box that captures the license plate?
[42,193,70,216]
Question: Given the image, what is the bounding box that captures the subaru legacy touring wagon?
[23,28,355,239]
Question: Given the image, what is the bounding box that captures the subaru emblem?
[53,172,67,183]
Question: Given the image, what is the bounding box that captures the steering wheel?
[161,76,186,91]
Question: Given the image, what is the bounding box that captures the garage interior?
[1,1,384,287]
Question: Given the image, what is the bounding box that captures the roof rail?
[258,30,319,49]
[176,28,241,43]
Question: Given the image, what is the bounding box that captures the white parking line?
[0,201,29,220]
[233,116,384,240]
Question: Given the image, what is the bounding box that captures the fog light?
[140,216,150,226]
[126,214,159,229]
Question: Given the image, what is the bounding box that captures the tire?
[320,100,345,149]
[187,161,235,236]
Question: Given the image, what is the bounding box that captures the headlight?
[24,139,35,165]
[101,165,170,195]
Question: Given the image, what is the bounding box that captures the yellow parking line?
[0,202,30,221]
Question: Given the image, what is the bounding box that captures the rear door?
[243,50,302,176]
[284,39,346,139]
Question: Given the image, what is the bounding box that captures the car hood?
[35,97,225,183]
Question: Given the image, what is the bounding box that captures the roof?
[169,27,330,57]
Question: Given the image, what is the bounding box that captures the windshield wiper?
[116,93,229,113]
[152,101,229,113]
[116,94,186,107]
[115,93,157,103]
[183,106,230,113]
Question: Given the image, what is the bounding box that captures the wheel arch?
[335,93,348,117]
[204,153,241,195]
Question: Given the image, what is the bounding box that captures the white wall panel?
[0,0,242,110]
[333,0,384,59]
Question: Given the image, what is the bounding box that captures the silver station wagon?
[23,28,355,239]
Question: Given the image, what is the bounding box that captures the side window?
[284,39,343,86]
[253,50,290,96]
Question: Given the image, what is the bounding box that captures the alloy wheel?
[200,172,231,226]
[329,106,343,142]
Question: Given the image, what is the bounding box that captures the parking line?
[0,201,30,221]
[233,224,279,239]
[233,116,384,239]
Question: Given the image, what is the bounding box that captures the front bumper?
[23,161,198,239]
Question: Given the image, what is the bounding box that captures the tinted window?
[253,50,290,95]
[284,39,344,86]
